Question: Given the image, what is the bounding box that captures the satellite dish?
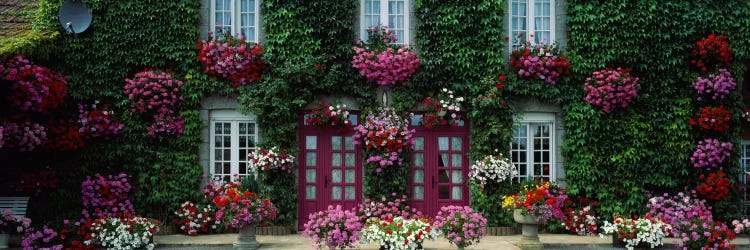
[58,0,92,35]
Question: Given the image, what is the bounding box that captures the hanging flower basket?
[692,68,735,102]
[420,88,464,128]
[1,55,68,113]
[352,25,419,86]
[690,33,733,72]
[353,107,415,172]
[509,36,570,85]
[198,30,267,88]
[583,67,640,113]
[304,100,352,127]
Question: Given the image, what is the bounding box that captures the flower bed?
[208,180,277,229]
[80,173,135,220]
[173,201,218,236]
[352,25,419,86]
[599,215,671,250]
[360,216,440,250]
[696,171,732,201]
[583,67,640,113]
[501,182,567,222]
[198,31,266,87]
[85,214,160,250]
[509,39,571,85]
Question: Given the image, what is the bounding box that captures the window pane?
[413,153,424,167]
[345,136,355,150]
[414,186,424,200]
[306,136,317,149]
[439,154,449,167]
[345,186,356,200]
[332,153,342,167]
[223,136,231,147]
[306,152,317,166]
[239,163,247,174]
[439,170,449,183]
[214,149,222,160]
[451,137,462,151]
[239,136,246,147]
[438,137,449,150]
[452,186,463,200]
[345,170,355,183]
[452,154,462,167]
[224,123,231,134]
[306,169,316,183]
[414,170,424,183]
[452,170,463,183]
[345,153,355,167]
[414,137,424,150]
[332,136,342,150]
[332,169,342,183]
[306,185,316,199]
[439,186,449,199]
[332,186,342,200]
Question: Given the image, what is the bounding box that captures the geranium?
[561,205,598,236]
[352,25,419,86]
[420,88,464,128]
[146,111,185,138]
[0,208,31,234]
[353,107,415,171]
[360,216,440,250]
[1,55,68,113]
[77,101,125,140]
[468,152,516,187]
[693,68,736,101]
[11,169,58,196]
[85,213,160,250]
[198,30,266,87]
[305,100,351,126]
[1,121,47,152]
[742,107,750,123]
[509,36,571,85]
[732,219,750,234]
[696,171,733,201]
[21,225,64,250]
[690,33,733,72]
[583,67,640,113]
[173,201,219,236]
[123,70,184,115]
[209,180,277,229]
[80,173,136,220]
[674,219,735,250]
[58,219,94,250]
[646,191,714,236]
[41,119,84,151]
[302,205,363,250]
[690,138,732,171]
[689,106,731,133]
[599,215,672,250]
[248,146,296,173]
[433,206,487,248]
[354,194,423,225]
[501,182,567,222]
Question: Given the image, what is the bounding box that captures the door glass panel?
[332,186,342,200]
[452,154,462,167]
[414,137,424,150]
[332,169,342,183]
[331,153,342,167]
[452,170,463,183]
[306,169,316,183]
[414,186,424,200]
[345,186,356,200]
[439,186,449,199]
[414,170,424,183]
[306,185,316,199]
[345,170,355,183]
[332,136,342,150]
[439,170,449,183]
[306,136,317,150]
[452,186,463,200]
[345,136,355,150]
[306,152,317,166]
[438,137,449,150]
[439,154,449,167]
[345,153,355,167]
[451,137,462,150]
[413,153,424,167]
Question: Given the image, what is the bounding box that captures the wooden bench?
[0,197,30,218]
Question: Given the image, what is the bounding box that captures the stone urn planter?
[513,209,544,250]
[234,225,259,250]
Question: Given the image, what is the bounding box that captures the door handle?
[324,176,328,188]
[432,176,435,189]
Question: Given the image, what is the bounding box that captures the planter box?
[486,226,520,235]
[255,226,291,235]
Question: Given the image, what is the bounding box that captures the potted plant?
[198,29,267,88]
[509,36,570,85]
[501,182,567,248]
[468,152,517,189]
[433,206,487,249]
[0,209,31,248]
[209,180,277,249]
[360,216,440,250]
[305,100,352,127]
[85,213,160,250]
[420,88,465,128]
[353,107,415,172]
[302,205,362,250]
[352,25,419,86]
[583,67,640,114]
[599,215,671,250]
[173,201,219,236]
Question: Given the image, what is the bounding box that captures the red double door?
[298,120,469,228]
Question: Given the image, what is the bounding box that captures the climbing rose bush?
[690,33,733,72]
[433,206,487,248]
[302,205,363,250]
[41,119,84,151]
[690,138,732,171]
[198,31,266,88]
[692,68,736,101]
[583,67,640,113]
[352,25,419,86]
[1,55,68,113]
[80,173,136,220]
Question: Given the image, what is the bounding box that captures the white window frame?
[209,110,259,181]
[741,140,750,212]
[510,113,556,182]
[210,0,261,42]
[359,0,411,45]
[508,0,556,51]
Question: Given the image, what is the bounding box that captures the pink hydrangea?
[583,67,640,113]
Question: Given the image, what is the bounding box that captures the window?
[509,0,555,48]
[210,110,259,181]
[511,115,555,182]
[741,141,750,214]
[211,0,260,42]
[360,0,410,44]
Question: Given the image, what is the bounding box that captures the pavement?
[154,233,750,249]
